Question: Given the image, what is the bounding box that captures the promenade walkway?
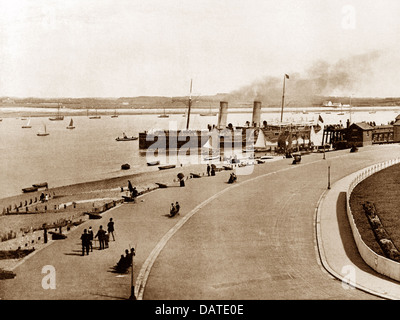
[1,144,399,299]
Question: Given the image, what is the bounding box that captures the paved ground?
[1,144,400,300]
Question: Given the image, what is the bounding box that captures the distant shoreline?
[1,104,399,119]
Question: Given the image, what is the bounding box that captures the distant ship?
[88,109,101,119]
[158,108,169,118]
[49,103,64,121]
[111,109,118,118]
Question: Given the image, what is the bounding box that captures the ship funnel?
[217,101,228,129]
[252,101,262,127]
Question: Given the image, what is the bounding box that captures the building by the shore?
[323,115,400,148]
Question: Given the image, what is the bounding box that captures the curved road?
[1,144,399,300]
[142,144,400,299]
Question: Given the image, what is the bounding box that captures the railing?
[346,158,400,281]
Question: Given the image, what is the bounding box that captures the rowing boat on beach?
[158,165,176,170]
[147,160,160,166]
[22,186,39,193]
[32,182,48,188]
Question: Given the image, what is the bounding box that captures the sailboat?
[89,109,101,119]
[253,129,268,152]
[111,109,118,118]
[200,104,217,117]
[66,118,75,129]
[202,136,220,160]
[49,103,64,121]
[158,107,169,118]
[37,124,49,136]
[22,118,32,128]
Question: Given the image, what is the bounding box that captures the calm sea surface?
[0,107,398,199]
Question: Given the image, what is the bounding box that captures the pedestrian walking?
[107,218,115,241]
[207,164,211,176]
[88,226,94,252]
[80,229,90,256]
[175,202,180,214]
[95,225,106,250]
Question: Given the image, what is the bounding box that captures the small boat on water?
[158,164,176,170]
[111,109,118,118]
[147,160,160,166]
[22,118,32,128]
[37,124,49,136]
[116,133,138,141]
[49,103,64,121]
[121,163,130,170]
[66,118,75,129]
[88,109,101,119]
[158,108,169,118]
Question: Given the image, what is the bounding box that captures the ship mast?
[280,74,289,123]
[186,79,193,130]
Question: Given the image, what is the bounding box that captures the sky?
[1,0,400,98]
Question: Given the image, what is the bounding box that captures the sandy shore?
[0,161,212,235]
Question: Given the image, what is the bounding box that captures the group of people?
[80,218,116,256]
[39,192,50,203]
[169,202,180,217]
[113,247,136,273]
[206,164,216,176]
[228,172,237,184]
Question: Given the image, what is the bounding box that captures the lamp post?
[129,247,136,300]
[327,161,331,189]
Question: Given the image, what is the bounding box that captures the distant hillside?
[1,94,400,109]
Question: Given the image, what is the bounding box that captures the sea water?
[0,107,398,199]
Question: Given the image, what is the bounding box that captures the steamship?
[138,101,282,151]
[139,99,315,152]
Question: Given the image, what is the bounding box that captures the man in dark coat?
[95,225,106,250]
[80,229,91,256]
[107,218,115,241]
